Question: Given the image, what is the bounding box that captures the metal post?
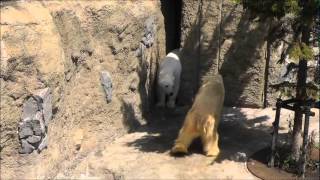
[299,106,311,178]
[269,99,282,167]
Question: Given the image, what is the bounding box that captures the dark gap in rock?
[160,0,182,53]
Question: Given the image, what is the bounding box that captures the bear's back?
[159,50,182,75]
[192,74,225,115]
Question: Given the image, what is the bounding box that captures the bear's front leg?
[167,80,180,108]
[167,98,175,108]
[156,88,166,108]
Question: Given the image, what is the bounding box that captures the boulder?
[26,135,41,144]
[33,111,46,134]
[19,139,35,154]
[21,97,39,121]
[34,88,52,126]
[18,122,34,139]
[31,119,43,136]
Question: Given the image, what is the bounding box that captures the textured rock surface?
[26,135,42,144]
[19,139,35,154]
[18,123,34,139]
[178,0,202,105]
[21,97,39,121]
[219,5,269,107]
[180,0,269,107]
[180,0,318,108]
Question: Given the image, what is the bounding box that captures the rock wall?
[0,1,165,178]
[180,0,319,107]
[179,0,202,105]
[180,0,269,107]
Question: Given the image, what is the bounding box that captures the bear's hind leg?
[167,74,180,108]
[202,132,219,157]
[201,116,220,157]
[171,121,199,154]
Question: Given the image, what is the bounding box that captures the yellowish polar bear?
[171,74,225,157]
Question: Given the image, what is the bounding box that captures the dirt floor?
[2,106,317,179]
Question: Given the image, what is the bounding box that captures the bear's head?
[159,74,175,96]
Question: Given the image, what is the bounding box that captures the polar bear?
[171,74,225,157]
[156,49,182,108]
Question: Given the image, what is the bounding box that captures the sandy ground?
[1,106,319,179]
[13,106,317,179]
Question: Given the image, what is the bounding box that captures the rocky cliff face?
[179,0,269,107]
[0,1,165,178]
[179,0,319,107]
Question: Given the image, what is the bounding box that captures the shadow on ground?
[126,106,188,154]
[126,106,289,163]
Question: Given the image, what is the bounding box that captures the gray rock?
[21,97,39,121]
[19,139,35,154]
[101,71,113,103]
[30,119,43,136]
[26,135,41,144]
[18,122,33,139]
[142,16,156,48]
[33,111,46,133]
[34,88,52,126]
[38,135,48,152]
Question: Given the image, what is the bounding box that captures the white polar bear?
[156,49,182,108]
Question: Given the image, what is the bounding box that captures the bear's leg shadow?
[156,86,166,108]
[201,116,220,157]
[171,117,199,154]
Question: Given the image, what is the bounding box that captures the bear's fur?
[171,74,225,157]
[156,49,182,108]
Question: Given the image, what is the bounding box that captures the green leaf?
[288,43,314,61]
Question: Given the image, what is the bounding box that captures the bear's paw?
[171,143,188,154]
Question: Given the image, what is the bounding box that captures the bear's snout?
[169,92,174,96]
